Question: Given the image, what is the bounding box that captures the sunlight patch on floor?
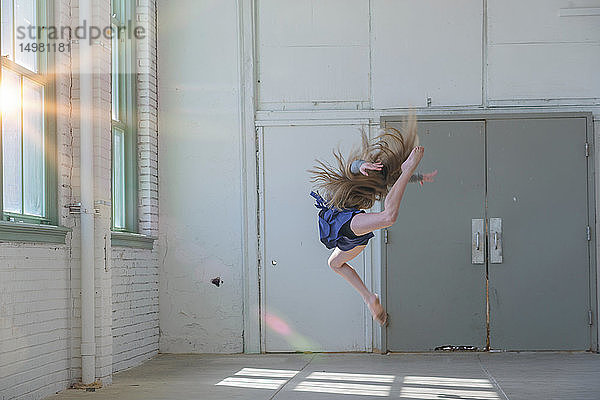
[216,367,300,390]
[234,367,300,378]
[306,371,396,383]
[294,380,392,397]
[400,376,500,400]
[216,368,502,398]
[215,377,287,390]
[403,375,494,388]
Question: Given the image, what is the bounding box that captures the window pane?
[1,68,22,214]
[22,77,44,216]
[111,0,124,24]
[1,0,14,60]
[111,25,120,121]
[112,127,126,229]
[14,0,37,72]
[111,0,118,20]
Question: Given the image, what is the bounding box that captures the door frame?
[381,111,597,353]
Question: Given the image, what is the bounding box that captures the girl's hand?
[359,161,384,176]
[422,170,438,183]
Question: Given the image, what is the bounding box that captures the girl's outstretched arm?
[350,159,436,185]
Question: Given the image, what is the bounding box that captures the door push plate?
[472,219,484,264]
[489,218,503,264]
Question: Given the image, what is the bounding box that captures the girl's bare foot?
[366,293,388,326]
[401,146,424,175]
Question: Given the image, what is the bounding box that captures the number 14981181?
[19,42,71,53]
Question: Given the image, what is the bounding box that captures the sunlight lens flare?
[0,68,20,115]
[264,312,291,335]
[262,311,322,351]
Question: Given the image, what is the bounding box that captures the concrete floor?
[47,352,600,400]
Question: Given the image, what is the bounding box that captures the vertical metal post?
[79,0,95,385]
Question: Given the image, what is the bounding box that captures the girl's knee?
[328,254,343,270]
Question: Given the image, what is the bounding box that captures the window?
[111,0,137,232]
[0,0,56,225]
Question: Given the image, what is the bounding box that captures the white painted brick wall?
[157,0,245,355]
[0,245,71,400]
[136,0,159,237]
[108,0,160,375]
[1,0,160,399]
[111,247,159,373]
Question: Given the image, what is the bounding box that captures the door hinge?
[384,229,389,244]
[589,310,593,326]
[585,142,589,157]
[586,226,591,241]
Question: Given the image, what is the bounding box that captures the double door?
[385,116,593,351]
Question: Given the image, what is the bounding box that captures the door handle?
[489,218,503,264]
[472,219,484,264]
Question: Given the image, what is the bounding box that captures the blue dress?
[310,191,374,251]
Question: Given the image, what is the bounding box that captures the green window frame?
[0,0,58,226]
[111,0,137,232]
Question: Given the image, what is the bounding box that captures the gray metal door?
[486,118,591,350]
[385,120,487,351]
[385,116,592,351]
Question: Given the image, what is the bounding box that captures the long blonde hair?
[308,113,419,210]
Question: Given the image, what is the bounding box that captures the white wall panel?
[259,46,370,105]
[371,0,483,108]
[488,0,600,101]
[259,0,368,46]
[488,43,600,101]
[488,0,600,44]
[258,0,370,107]
[158,0,245,353]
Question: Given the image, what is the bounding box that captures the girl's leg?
[328,245,387,325]
[350,146,424,236]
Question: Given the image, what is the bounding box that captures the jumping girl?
[309,115,437,326]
